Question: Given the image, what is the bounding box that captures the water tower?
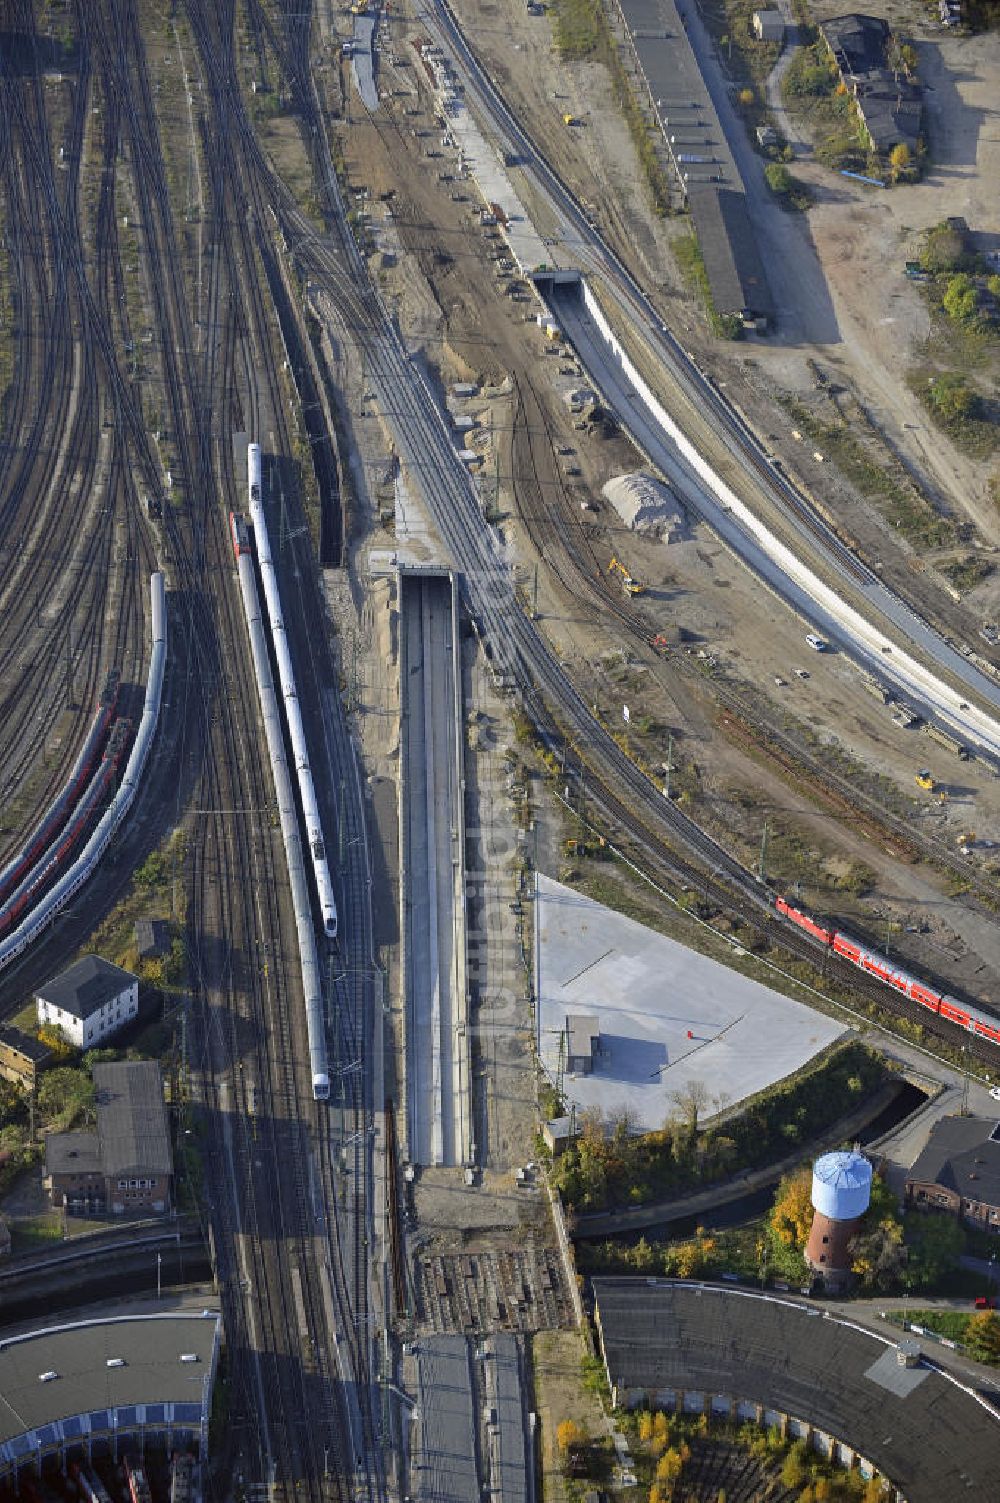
[805,1149,872,1291]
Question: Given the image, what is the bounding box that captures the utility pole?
[531,563,538,620]
[757,820,769,883]
[663,732,673,800]
[338,779,346,866]
[64,628,75,708]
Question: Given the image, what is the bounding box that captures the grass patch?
[940,553,995,594]
[549,0,602,57]
[782,42,873,175]
[672,229,742,337]
[10,1213,64,1251]
[783,395,954,547]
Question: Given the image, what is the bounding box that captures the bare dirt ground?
[531,1329,609,1503]
[766,12,1000,538]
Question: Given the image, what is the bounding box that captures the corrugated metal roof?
[688,187,773,320]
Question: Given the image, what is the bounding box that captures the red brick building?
[44,1060,172,1215]
[905,1116,1000,1234]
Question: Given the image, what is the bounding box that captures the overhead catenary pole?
[757,819,769,883]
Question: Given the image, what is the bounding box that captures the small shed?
[753,8,785,43]
[565,1015,600,1075]
[135,918,171,961]
[542,1116,579,1156]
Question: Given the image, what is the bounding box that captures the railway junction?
[2,0,1000,1501]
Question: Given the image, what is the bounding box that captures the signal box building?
[36,956,139,1050]
[905,1116,1000,1232]
[45,1061,172,1216]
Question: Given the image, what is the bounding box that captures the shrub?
[765,162,793,193]
[927,372,977,424]
[943,273,979,325]
[920,221,969,274]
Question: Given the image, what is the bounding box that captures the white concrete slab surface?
[535,875,845,1129]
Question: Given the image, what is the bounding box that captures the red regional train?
[775,895,1000,1046]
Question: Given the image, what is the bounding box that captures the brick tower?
[805,1150,872,1292]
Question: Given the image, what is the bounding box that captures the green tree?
[965,1310,1000,1364]
[928,372,976,424]
[903,1210,964,1290]
[987,273,1000,300]
[920,221,967,274]
[765,162,793,194]
[36,1068,95,1130]
[943,273,978,324]
[771,1167,814,1250]
[889,142,911,179]
[781,1440,810,1489]
[852,1217,906,1291]
[37,1023,75,1061]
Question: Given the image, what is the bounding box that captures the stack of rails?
[246,442,338,940]
[0,574,167,971]
[0,717,132,939]
[0,668,120,909]
[230,511,330,1100]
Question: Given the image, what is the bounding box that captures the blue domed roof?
[811,1150,872,1221]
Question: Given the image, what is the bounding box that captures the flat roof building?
[565,1015,600,1075]
[0,1306,220,1482]
[36,956,139,1051]
[753,9,785,43]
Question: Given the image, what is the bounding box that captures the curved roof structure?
[592,1277,1000,1502]
[0,1309,220,1479]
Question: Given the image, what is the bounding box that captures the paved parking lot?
[535,875,845,1127]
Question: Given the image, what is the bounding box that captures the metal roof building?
[688,187,774,324]
[93,1061,172,1181]
[591,1278,1000,1502]
[0,1307,220,1481]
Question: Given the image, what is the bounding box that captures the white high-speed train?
[247,443,338,941]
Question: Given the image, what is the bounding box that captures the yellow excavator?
[608,557,645,596]
[915,769,937,791]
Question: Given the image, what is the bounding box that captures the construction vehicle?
[562,113,579,126]
[915,769,937,791]
[608,557,645,596]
